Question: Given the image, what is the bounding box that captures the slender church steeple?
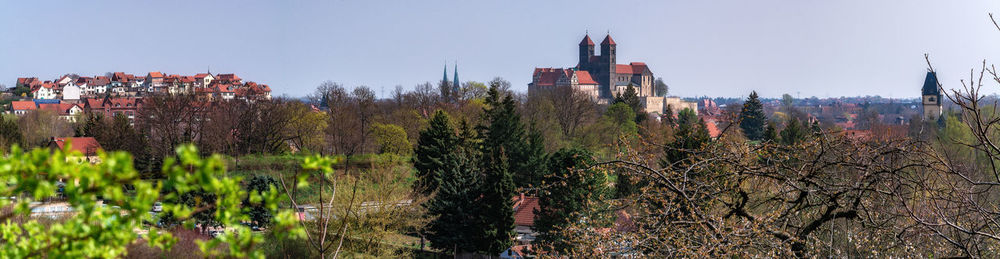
[442,64,448,85]
[452,62,460,93]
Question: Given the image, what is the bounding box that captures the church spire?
[442,63,448,85]
[452,61,459,92]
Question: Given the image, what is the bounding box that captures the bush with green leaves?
[0,143,309,258]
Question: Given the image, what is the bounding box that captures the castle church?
[529,34,696,115]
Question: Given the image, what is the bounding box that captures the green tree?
[764,121,778,142]
[739,91,767,141]
[412,110,458,195]
[654,77,669,97]
[662,105,676,128]
[243,175,279,229]
[604,102,639,137]
[781,93,794,108]
[663,108,710,166]
[780,117,806,145]
[473,85,522,254]
[535,147,607,253]
[613,84,645,123]
[425,152,481,255]
[371,123,412,155]
[0,114,22,150]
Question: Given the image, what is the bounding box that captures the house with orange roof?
[38,103,83,122]
[512,193,540,244]
[10,100,37,115]
[48,137,102,164]
[194,73,215,87]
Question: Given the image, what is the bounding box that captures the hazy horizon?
[3,0,1000,99]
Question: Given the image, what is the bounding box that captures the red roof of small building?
[148,71,164,78]
[194,73,212,79]
[38,103,81,115]
[51,137,102,156]
[513,194,539,227]
[215,74,240,81]
[11,101,36,111]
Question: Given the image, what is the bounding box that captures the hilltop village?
[6,72,271,122]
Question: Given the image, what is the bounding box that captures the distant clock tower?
[921,71,942,121]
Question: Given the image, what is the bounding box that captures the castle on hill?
[529,34,695,115]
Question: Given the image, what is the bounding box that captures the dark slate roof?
[922,72,940,96]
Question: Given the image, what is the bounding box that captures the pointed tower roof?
[453,62,459,90]
[922,71,940,96]
[580,35,594,46]
[601,34,616,45]
[442,64,448,84]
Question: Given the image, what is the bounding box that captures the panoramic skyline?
[3,0,1000,98]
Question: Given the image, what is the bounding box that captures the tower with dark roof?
[921,71,942,121]
[578,35,595,70]
[442,64,448,86]
[453,62,460,94]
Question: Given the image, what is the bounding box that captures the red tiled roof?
[51,137,102,156]
[194,73,212,79]
[601,34,616,45]
[575,71,598,85]
[513,195,539,227]
[148,71,164,78]
[630,62,649,74]
[91,76,110,86]
[215,74,240,81]
[11,101,36,111]
[705,119,721,138]
[38,103,81,115]
[579,35,594,46]
[532,68,564,86]
[615,64,633,74]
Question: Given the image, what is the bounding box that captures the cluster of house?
[15,71,271,101]
[9,72,272,121]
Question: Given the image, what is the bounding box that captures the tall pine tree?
[780,117,806,145]
[739,91,767,141]
[413,110,458,195]
[473,85,523,254]
[425,152,481,254]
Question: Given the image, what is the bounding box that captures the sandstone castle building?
[529,34,695,115]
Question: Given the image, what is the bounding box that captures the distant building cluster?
[528,34,697,115]
[9,71,272,121]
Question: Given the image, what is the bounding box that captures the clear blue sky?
[2,0,999,98]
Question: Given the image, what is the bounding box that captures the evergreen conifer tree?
[472,85,523,254]
[663,108,710,167]
[780,117,806,145]
[739,91,767,141]
[764,121,778,142]
[413,110,458,195]
[425,152,481,254]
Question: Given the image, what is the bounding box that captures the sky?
[2,1,1000,99]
